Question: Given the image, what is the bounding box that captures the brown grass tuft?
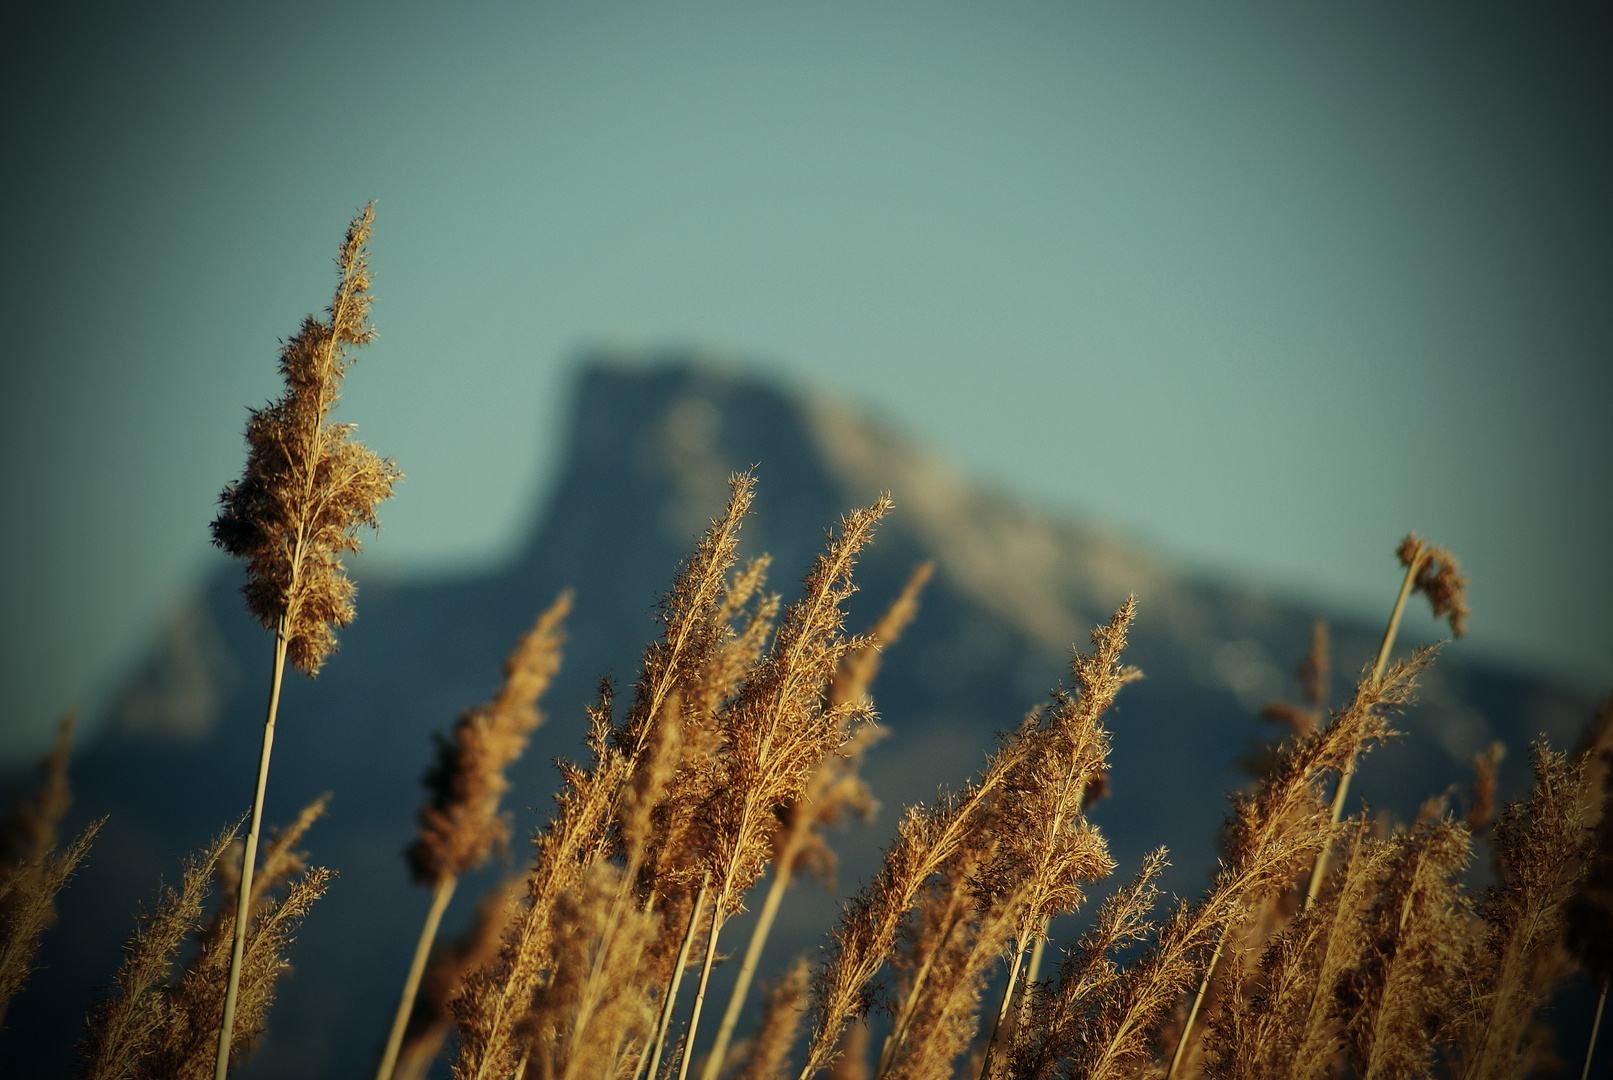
[0,713,98,1029]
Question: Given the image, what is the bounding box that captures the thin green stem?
[978,933,1030,1080]
[676,901,728,1080]
[1582,982,1606,1080]
[1167,930,1227,1079]
[1305,549,1423,908]
[376,876,458,1080]
[214,619,290,1080]
[637,880,709,1080]
[701,857,796,1080]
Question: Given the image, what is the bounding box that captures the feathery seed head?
[409,592,571,885]
[211,204,401,675]
[1396,533,1469,639]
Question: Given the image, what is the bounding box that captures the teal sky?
[2,2,1609,761]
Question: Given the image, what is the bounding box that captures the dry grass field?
[3,210,1609,1080]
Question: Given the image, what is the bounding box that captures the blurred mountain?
[1,355,1598,1077]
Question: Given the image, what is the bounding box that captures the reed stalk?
[209,204,397,1078]
[704,857,796,1080]
[1306,535,1466,907]
[378,876,458,1080]
[1582,982,1606,1080]
[1166,936,1223,1079]
[677,904,729,1080]
[638,879,710,1080]
[215,619,289,1079]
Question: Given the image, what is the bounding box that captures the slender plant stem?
[637,880,710,1080]
[977,933,1031,1080]
[676,901,728,1080]
[1583,982,1607,1080]
[214,618,290,1080]
[701,857,797,1080]
[376,875,458,1080]
[1304,549,1424,908]
[1001,919,1049,1065]
[1024,930,1047,989]
[1166,930,1227,1079]
[874,907,963,1080]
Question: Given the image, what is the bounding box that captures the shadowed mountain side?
[0,356,1596,1078]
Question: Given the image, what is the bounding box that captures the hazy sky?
[2,2,1608,761]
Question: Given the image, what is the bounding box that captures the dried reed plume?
[801,599,1140,1080]
[877,820,999,1079]
[0,713,101,1030]
[210,202,400,677]
[976,599,1138,1076]
[1343,819,1473,1080]
[889,883,1030,1080]
[80,799,332,1080]
[800,729,1031,1078]
[379,593,571,1080]
[208,203,398,1080]
[677,495,891,1080]
[454,476,756,1080]
[80,826,241,1080]
[1205,818,1396,1080]
[1565,694,1613,1079]
[524,861,659,1079]
[1466,742,1507,835]
[0,821,100,1031]
[703,562,932,1079]
[1397,534,1470,640]
[2,712,75,863]
[1012,849,1168,1080]
[1033,647,1431,1080]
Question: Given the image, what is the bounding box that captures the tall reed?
[702,560,932,1080]
[1305,534,1467,905]
[453,475,757,1080]
[378,592,571,1080]
[209,204,398,1080]
[674,495,891,1080]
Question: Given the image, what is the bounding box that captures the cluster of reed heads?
[2,208,1611,1080]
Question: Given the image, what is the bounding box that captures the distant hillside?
[1,356,1596,1077]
